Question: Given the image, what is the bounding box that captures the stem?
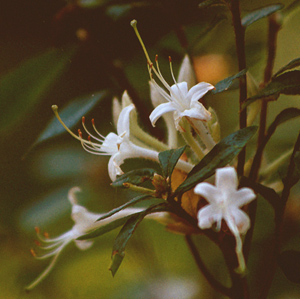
[229,0,247,177]
[185,235,232,297]
[244,13,281,262]
[258,132,300,298]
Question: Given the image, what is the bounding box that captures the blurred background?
[1,0,300,298]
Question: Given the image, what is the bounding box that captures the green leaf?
[279,250,300,283]
[158,146,186,178]
[96,195,151,221]
[77,214,135,241]
[245,71,300,106]
[198,0,226,9]
[111,168,156,188]
[109,204,167,276]
[106,5,131,20]
[273,57,300,77]
[242,4,284,28]
[212,69,247,94]
[0,47,76,131]
[173,126,257,196]
[31,91,109,147]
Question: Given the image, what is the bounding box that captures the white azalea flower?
[194,167,256,273]
[26,187,146,290]
[131,20,216,155]
[52,103,193,181]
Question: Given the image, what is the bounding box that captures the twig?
[185,235,232,297]
[228,0,247,177]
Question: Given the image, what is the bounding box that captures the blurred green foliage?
[1,0,300,298]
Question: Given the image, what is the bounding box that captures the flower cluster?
[27,20,257,291]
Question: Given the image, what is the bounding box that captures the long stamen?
[81,117,105,143]
[131,20,172,92]
[92,119,106,139]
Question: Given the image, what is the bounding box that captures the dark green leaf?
[106,5,131,20]
[212,69,247,94]
[32,91,109,147]
[242,4,284,27]
[97,195,151,221]
[109,204,167,276]
[273,58,300,77]
[111,168,156,188]
[77,214,134,240]
[110,213,144,276]
[158,146,186,178]
[279,250,300,283]
[173,126,257,196]
[245,71,300,106]
[0,47,76,131]
[198,0,226,9]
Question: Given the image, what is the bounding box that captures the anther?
[91,119,95,125]
[34,240,41,246]
[169,56,172,62]
[82,116,85,124]
[88,136,91,141]
[155,54,158,62]
[30,249,37,257]
[35,227,40,234]
[43,232,49,239]
[78,129,83,138]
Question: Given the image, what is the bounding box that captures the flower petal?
[215,167,238,193]
[188,82,214,103]
[194,182,219,205]
[227,208,250,234]
[74,240,94,250]
[108,153,124,181]
[149,81,168,107]
[232,188,256,208]
[170,82,189,105]
[177,55,197,89]
[117,104,135,136]
[149,102,177,126]
[178,102,211,121]
[197,205,222,230]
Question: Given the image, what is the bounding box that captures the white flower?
[26,187,148,290]
[194,167,256,273]
[149,80,214,131]
[52,102,193,181]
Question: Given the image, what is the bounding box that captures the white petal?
[108,153,124,181]
[177,55,196,88]
[117,104,135,136]
[170,82,189,106]
[197,205,222,229]
[121,90,133,107]
[149,81,168,107]
[194,182,219,205]
[178,103,211,121]
[112,97,121,129]
[188,82,214,104]
[215,167,238,192]
[232,188,256,208]
[149,102,177,126]
[101,132,119,154]
[227,208,251,234]
[74,240,94,250]
[71,205,101,231]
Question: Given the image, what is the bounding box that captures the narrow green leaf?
[96,195,151,221]
[34,91,109,145]
[111,168,156,188]
[245,71,300,106]
[198,0,226,9]
[109,204,167,276]
[273,58,300,77]
[279,250,300,283]
[242,4,284,28]
[158,146,186,178]
[0,47,76,131]
[77,214,134,241]
[212,69,247,94]
[173,126,258,196]
[110,213,144,276]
